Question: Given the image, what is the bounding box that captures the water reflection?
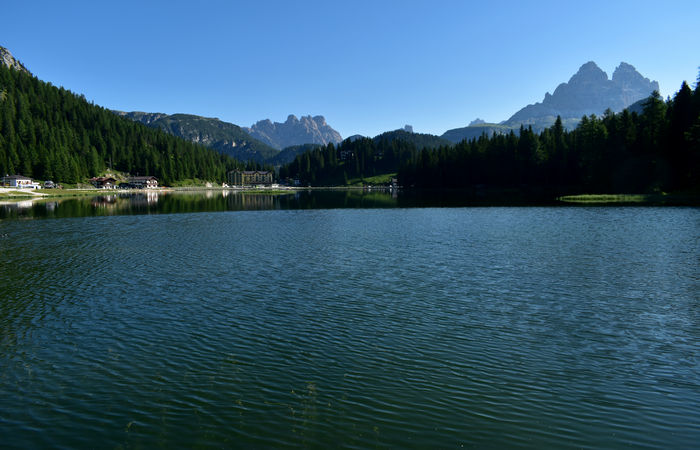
[10,188,682,221]
[0,190,412,220]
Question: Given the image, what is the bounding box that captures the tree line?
[0,64,245,185]
[281,77,700,194]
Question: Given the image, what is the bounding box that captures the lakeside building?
[228,170,273,187]
[89,177,117,189]
[127,176,158,189]
[1,174,40,189]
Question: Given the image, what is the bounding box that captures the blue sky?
[3,0,699,138]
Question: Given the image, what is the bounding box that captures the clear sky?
[3,0,699,138]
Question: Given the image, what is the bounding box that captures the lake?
[1,191,698,448]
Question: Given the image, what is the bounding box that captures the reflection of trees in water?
[1,191,404,219]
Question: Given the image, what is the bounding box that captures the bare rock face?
[613,62,660,107]
[245,114,343,150]
[0,46,31,75]
[505,61,659,129]
[113,111,169,125]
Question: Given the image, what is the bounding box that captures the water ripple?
[1,207,699,448]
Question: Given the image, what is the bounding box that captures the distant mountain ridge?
[245,115,342,150]
[114,112,279,162]
[504,61,658,128]
[373,129,451,148]
[441,61,659,142]
[441,123,514,143]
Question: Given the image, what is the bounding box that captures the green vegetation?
[399,85,700,194]
[347,172,396,186]
[0,64,244,185]
[373,129,451,149]
[558,194,654,203]
[557,192,699,204]
[121,112,279,162]
[441,123,515,143]
[167,178,218,187]
[0,191,36,198]
[279,137,416,186]
[268,143,322,166]
[281,77,700,197]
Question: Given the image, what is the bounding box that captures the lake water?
[1,192,698,448]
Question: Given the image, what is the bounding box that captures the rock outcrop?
[245,115,342,150]
[0,46,31,75]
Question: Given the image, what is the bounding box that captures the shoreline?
[2,186,698,206]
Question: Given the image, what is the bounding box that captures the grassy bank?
[347,173,396,186]
[558,192,700,205]
[558,194,653,203]
[0,191,37,199]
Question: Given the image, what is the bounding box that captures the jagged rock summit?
[245,114,342,150]
[505,61,659,129]
[0,46,31,75]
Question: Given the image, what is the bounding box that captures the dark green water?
[1,192,698,448]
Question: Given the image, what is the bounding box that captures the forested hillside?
[401,85,700,193]
[0,65,242,185]
[281,79,700,194]
[279,136,418,185]
[115,111,279,163]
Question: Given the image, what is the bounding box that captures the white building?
[1,175,40,189]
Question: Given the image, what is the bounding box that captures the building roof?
[231,170,270,175]
[2,174,32,180]
[128,176,158,181]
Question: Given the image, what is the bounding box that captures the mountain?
[0,59,239,185]
[627,97,647,115]
[373,129,451,148]
[115,112,279,163]
[344,134,366,143]
[245,115,342,150]
[0,46,31,75]
[441,122,514,143]
[504,61,659,130]
[267,143,323,166]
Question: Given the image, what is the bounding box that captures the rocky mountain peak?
[245,114,342,150]
[612,62,659,90]
[569,61,608,84]
[0,46,31,75]
[506,61,659,130]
